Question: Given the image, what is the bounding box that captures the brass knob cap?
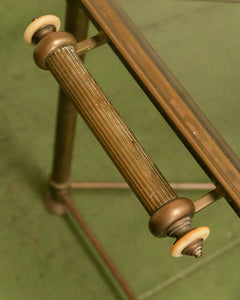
[24,15,61,45]
[149,198,195,238]
[24,15,77,69]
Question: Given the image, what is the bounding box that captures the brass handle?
[24,16,210,258]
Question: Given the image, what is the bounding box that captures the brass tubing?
[63,196,138,300]
[51,89,78,183]
[70,181,215,190]
[46,46,177,215]
[51,1,89,184]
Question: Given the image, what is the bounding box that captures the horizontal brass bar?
[71,182,215,191]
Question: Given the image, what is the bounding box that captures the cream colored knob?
[24,15,61,45]
[171,226,210,258]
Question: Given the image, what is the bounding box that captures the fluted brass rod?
[46,46,177,216]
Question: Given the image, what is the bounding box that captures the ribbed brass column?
[47,46,177,215]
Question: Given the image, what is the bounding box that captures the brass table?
[24,1,240,298]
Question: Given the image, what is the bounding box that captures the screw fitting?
[149,198,210,258]
[149,198,195,238]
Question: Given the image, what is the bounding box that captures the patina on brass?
[76,0,240,216]
[25,0,240,267]
[33,31,77,69]
[149,198,195,238]
[26,20,210,258]
[76,31,107,55]
[148,197,207,257]
[24,0,240,296]
[32,24,56,44]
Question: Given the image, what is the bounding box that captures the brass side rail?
[78,0,240,216]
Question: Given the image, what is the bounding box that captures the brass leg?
[45,1,89,215]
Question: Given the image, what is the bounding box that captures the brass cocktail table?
[24,1,240,298]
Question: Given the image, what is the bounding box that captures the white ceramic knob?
[24,15,61,45]
[171,226,210,258]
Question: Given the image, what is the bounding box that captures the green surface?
[0,0,240,299]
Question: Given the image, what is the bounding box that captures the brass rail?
[78,0,240,216]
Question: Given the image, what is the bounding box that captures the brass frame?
[76,0,240,215]
[26,0,240,298]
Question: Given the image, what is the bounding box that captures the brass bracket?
[194,186,225,213]
[76,31,107,56]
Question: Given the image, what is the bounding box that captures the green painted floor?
[1,0,240,299]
